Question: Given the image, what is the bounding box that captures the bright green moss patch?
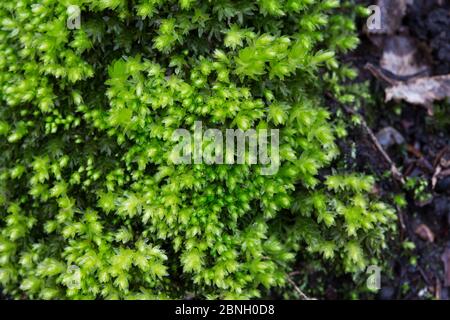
[0,0,395,299]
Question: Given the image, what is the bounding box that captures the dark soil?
[344,0,450,299]
[407,0,450,75]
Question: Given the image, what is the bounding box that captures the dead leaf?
[385,74,450,107]
[375,126,405,149]
[380,36,431,79]
[415,224,435,242]
[441,248,450,287]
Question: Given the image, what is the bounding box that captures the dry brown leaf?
[414,224,435,242]
[380,36,431,78]
[385,74,450,106]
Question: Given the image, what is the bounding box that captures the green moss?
[0,0,395,299]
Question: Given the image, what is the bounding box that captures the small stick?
[433,146,448,168]
[342,105,405,185]
[287,276,314,300]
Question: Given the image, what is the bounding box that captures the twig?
[433,146,448,168]
[431,165,442,189]
[287,276,314,300]
[417,265,431,287]
[342,105,405,185]
[364,63,428,84]
[435,278,442,300]
[396,206,407,234]
[364,63,399,86]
